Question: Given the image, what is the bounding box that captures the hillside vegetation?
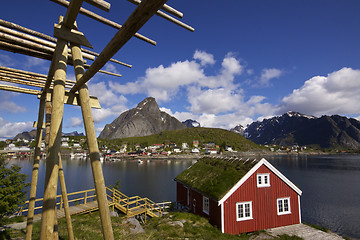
[98,127,261,152]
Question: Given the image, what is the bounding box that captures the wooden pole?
[25,94,46,240]
[50,0,156,46]
[40,38,68,240]
[70,42,114,240]
[0,19,130,67]
[0,74,73,88]
[84,0,111,12]
[71,0,169,93]
[0,40,53,61]
[0,19,56,43]
[0,65,49,79]
[58,157,74,240]
[127,0,193,31]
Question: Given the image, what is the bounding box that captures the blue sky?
[1,0,360,139]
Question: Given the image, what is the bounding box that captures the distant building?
[173,146,181,153]
[175,157,302,235]
[193,140,199,148]
[182,143,188,150]
[191,148,200,154]
[225,146,234,152]
[205,149,217,155]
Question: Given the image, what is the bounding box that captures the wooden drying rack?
[0,0,193,239]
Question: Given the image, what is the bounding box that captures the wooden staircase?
[106,187,163,220]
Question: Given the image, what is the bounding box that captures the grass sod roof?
[175,157,259,201]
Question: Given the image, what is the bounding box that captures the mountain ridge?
[242,111,360,149]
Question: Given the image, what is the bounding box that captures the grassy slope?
[99,127,261,152]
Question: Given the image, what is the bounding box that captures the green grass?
[175,157,257,200]
[276,234,303,240]
[2,212,251,240]
[304,222,329,232]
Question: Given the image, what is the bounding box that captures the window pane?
[264,175,268,184]
[278,200,283,212]
[245,204,250,217]
[284,199,289,211]
[258,176,262,185]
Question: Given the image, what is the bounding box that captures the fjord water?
[11,154,360,239]
[267,154,360,239]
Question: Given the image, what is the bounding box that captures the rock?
[109,211,118,217]
[168,220,184,228]
[125,217,145,234]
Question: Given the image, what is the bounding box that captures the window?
[257,173,270,187]
[203,196,209,214]
[236,201,252,221]
[277,197,291,215]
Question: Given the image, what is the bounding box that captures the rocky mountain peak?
[136,97,159,113]
[99,97,186,139]
[182,119,201,128]
[230,124,245,135]
[284,111,316,119]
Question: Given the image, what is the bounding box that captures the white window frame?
[236,201,253,221]
[277,197,291,215]
[257,173,270,187]
[203,196,209,214]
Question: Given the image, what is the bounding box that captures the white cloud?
[110,60,205,102]
[193,50,215,66]
[92,108,115,123]
[109,51,245,104]
[24,57,49,73]
[0,53,15,67]
[188,87,243,114]
[69,117,83,127]
[0,117,33,138]
[0,101,26,113]
[88,81,128,107]
[277,67,360,116]
[0,92,26,113]
[104,63,120,74]
[252,68,283,87]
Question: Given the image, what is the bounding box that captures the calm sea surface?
[8,154,360,239]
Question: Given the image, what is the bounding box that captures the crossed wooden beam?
[0,0,193,239]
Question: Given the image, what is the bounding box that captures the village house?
[175,157,302,235]
[61,141,69,147]
[173,146,182,153]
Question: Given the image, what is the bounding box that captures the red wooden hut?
[175,157,302,234]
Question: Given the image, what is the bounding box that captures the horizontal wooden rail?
[19,187,164,219]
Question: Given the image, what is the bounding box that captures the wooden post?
[25,94,46,240]
[70,43,114,239]
[84,191,87,204]
[39,37,68,239]
[58,157,74,240]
